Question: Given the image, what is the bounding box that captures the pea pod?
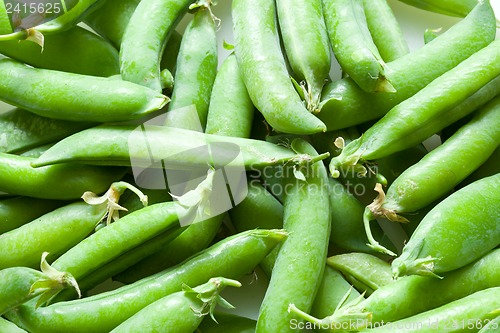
[0,26,119,77]
[291,248,500,331]
[357,288,500,333]
[0,197,64,234]
[197,312,257,333]
[0,317,27,333]
[83,0,141,49]
[256,139,331,332]
[5,229,286,333]
[110,277,241,333]
[0,254,79,315]
[323,0,393,93]
[363,0,410,62]
[31,124,329,169]
[276,0,331,113]
[329,40,500,181]
[0,58,168,122]
[392,174,500,278]
[205,53,254,138]
[366,95,500,226]
[120,0,192,91]
[0,153,125,200]
[479,316,500,333]
[232,0,326,134]
[398,0,478,17]
[0,182,145,269]
[318,0,496,130]
[165,2,217,130]
[326,253,393,296]
[0,108,94,154]
[0,0,104,46]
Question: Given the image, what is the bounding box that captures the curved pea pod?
[479,316,500,333]
[166,2,217,131]
[323,0,393,93]
[326,252,393,296]
[0,153,125,200]
[0,26,119,77]
[110,277,241,333]
[256,139,331,332]
[120,0,192,91]
[0,108,94,154]
[0,182,145,269]
[232,0,326,134]
[276,0,330,113]
[329,40,500,180]
[113,214,223,284]
[0,254,80,315]
[0,317,27,333]
[5,229,286,333]
[197,312,256,333]
[318,0,497,131]
[398,0,478,17]
[0,59,169,122]
[205,53,255,138]
[367,95,500,225]
[291,248,500,331]
[0,197,65,234]
[83,0,141,49]
[392,173,500,278]
[31,124,329,169]
[0,0,104,46]
[357,288,500,333]
[363,0,409,62]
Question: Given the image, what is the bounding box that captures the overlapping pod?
[318,0,497,130]
[232,0,326,134]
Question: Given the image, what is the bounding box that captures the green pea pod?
[367,95,500,224]
[0,1,9,35]
[197,312,256,333]
[165,2,217,130]
[110,277,241,333]
[257,139,331,332]
[0,58,169,122]
[31,124,329,169]
[0,317,27,333]
[363,0,410,62]
[323,0,393,93]
[0,153,125,200]
[329,40,500,180]
[0,182,145,269]
[392,173,500,278]
[398,0,478,17]
[460,146,499,189]
[83,0,141,49]
[5,229,286,333]
[357,288,500,333]
[232,0,326,134]
[0,108,94,154]
[0,254,79,315]
[276,0,331,113]
[291,249,500,331]
[0,197,65,234]
[120,0,192,91]
[0,0,104,46]
[0,26,119,76]
[326,253,393,295]
[479,316,500,333]
[205,53,255,138]
[112,215,223,284]
[318,0,496,130]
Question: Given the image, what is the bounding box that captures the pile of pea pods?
[0,0,499,332]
